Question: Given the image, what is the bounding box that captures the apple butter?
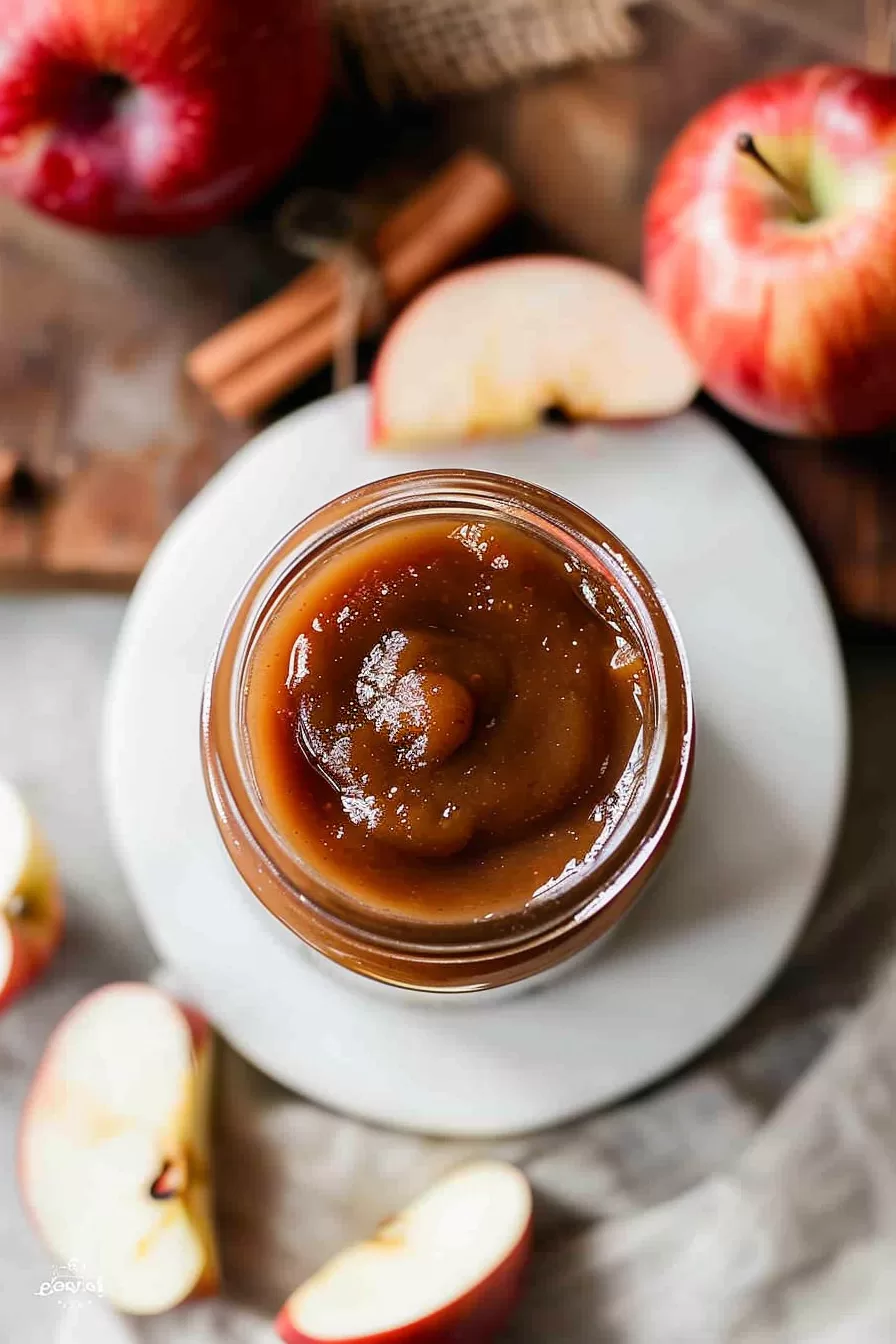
[245,513,650,923]
[203,469,693,993]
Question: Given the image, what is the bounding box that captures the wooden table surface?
[1,0,893,623]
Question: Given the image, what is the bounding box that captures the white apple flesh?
[20,983,219,1315]
[277,1160,533,1344]
[370,256,698,447]
[0,775,63,1010]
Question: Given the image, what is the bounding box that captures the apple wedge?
[370,256,698,446]
[0,775,63,1011]
[20,983,219,1315]
[276,1160,532,1344]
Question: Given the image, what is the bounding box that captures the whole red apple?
[645,66,896,436]
[0,0,328,234]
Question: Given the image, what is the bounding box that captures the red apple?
[370,257,698,447]
[0,776,63,1010]
[645,65,896,436]
[20,983,219,1314]
[276,1160,533,1344]
[0,0,328,234]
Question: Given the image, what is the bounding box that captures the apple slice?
[370,256,698,446]
[20,983,219,1315]
[0,775,63,1011]
[276,1160,532,1344]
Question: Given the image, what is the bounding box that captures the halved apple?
[0,775,63,1010]
[370,256,699,446]
[276,1160,533,1344]
[20,983,219,1315]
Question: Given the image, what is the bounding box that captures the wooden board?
[0,93,444,589]
[728,422,896,628]
[0,200,267,585]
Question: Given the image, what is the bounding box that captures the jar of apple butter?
[201,470,693,995]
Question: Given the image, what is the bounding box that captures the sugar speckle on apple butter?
[246,516,651,923]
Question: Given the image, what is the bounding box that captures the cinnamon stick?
[188,150,515,420]
[188,160,463,391]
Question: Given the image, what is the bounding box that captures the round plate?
[102,387,847,1137]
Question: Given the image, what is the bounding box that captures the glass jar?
[201,470,693,996]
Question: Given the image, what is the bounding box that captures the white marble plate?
[102,387,848,1136]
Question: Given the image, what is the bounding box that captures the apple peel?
[0,775,63,1010]
[20,982,219,1315]
[370,256,698,447]
[276,1159,532,1344]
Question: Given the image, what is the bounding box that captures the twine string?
[277,188,387,393]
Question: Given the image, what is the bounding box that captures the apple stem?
[735,133,814,222]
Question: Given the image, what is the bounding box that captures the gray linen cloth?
[3,596,896,1344]
[61,960,896,1343]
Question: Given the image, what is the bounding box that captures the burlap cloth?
[327,0,871,101]
[329,0,640,97]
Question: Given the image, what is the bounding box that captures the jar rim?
[201,469,694,986]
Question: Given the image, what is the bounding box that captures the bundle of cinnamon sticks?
[187,151,516,421]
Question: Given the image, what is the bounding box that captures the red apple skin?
[275,1215,532,1344]
[179,999,212,1053]
[645,66,896,436]
[0,821,64,1013]
[0,0,329,234]
[0,890,64,1011]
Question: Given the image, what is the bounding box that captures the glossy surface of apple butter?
[245,514,651,924]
